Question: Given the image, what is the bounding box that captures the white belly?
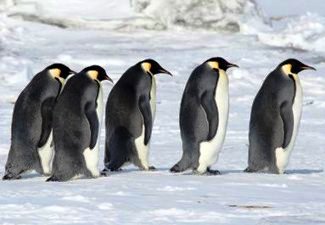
[134,125,149,170]
[82,84,103,177]
[276,76,303,174]
[37,130,54,175]
[150,75,157,119]
[197,70,229,174]
[134,76,156,170]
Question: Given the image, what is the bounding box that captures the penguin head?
[205,57,239,71]
[278,58,316,75]
[140,59,172,76]
[46,63,76,80]
[82,65,113,83]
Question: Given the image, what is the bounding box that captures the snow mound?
[3,0,268,32]
[0,13,31,84]
[257,13,325,52]
[131,0,267,32]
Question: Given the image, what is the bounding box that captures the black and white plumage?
[3,63,74,180]
[47,65,112,182]
[170,57,238,175]
[245,59,315,174]
[102,59,171,173]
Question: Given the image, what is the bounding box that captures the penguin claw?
[100,169,110,177]
[170,164,181,173]
[148,166,156,171]
[206,169,221,175]
[46,176,59,182]
[244,167,256,173]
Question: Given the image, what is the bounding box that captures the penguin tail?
[2,172,21,180]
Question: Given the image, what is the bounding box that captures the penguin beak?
[104,75,114,84]
[158,68,173,76]
[301,65,316,71]
[227,63,239,69]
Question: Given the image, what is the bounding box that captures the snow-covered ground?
[0,1,324,224]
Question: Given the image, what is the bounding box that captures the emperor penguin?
[170,57,238,175]
[102,59,171,173]
[3,63,75,180]
[245,59,315,174]
[47,65,112,182]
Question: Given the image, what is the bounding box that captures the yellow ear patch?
[49,68,61,78]
[281,64,292,75]
[87,70,99,80]
[141,62,152,73]
[207,61,219,69]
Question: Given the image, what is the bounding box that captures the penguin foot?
[100,168,111,177]
[244,167,256,173]
[101,167,122,175]
[149,166,156,171]
[170,164,182,173]
[206,168,221,175]
[46,176,60,182]
[2,173,21,180]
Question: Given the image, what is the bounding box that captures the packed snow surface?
[0,0,324,224]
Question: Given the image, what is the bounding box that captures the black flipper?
[85,102,99,149]
[138,95,152,145]
[201,90,219,141]
[280,101,294,149]
[38,97,56,148]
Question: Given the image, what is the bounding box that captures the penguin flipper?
[138,95,152,145]
[201,91,218,141]
[280,101,294,149]
[85,102,99,149]
[38,97,55,148]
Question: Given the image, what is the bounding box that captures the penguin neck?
[57,74,74,94]
[281,65,299,81]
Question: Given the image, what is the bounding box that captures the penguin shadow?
[23,173,45,180]
[285,169,323,175]
[219,169,244,175]
[102,167,169,176]
[219,169,324,175]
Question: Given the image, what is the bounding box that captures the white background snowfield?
[0,0,324,224]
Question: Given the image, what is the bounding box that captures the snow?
[131,0,267,32]
[257,13,325,52]
[0,0,325,224]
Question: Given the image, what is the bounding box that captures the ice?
[257,13,325,52]
[0,0,324,224]
[132,0,267,32]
